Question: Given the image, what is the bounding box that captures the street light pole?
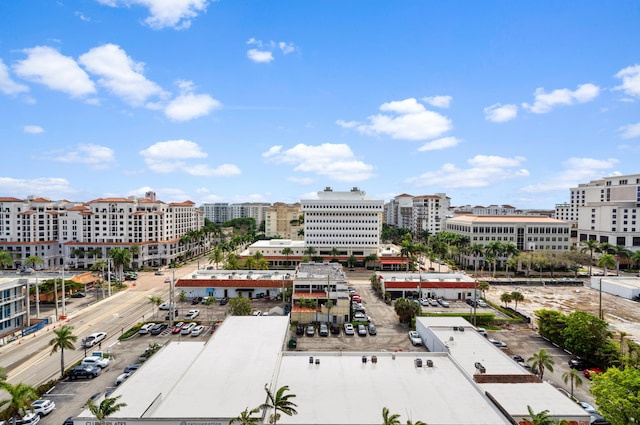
[61,265,66,317]
[170,270,175,327]
[35,270,40,318]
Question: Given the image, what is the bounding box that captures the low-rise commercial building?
[376,271,477,301]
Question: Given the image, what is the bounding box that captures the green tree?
[303,246,317,257]
[477,281,490,298]
[49,324,78,378]
[108,247,131,285]
[0,382,38,422]
[24,255,43,271]
[561,368,583,398]
[511,291,524,310]
[148,296,163,317]
[381,407,401,425]
[591,366,640,425]
[281,247,293,267]
[229,297,252,316]
[534,309,567,346]
[580,239,600,276]
[259,384,298,425]
[523,405,567,425]
[230,407,261,425]
[597,253,616,319]
[0,250,14,269]
[393,298,420,323]
[527,349,554,380]
[500,292,512,307]
[562,310,609,362]
[347,254,357,269]
[84,395,127,425]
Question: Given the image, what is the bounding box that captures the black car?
[68,365,100,380]
[569,357,588,370]
[150,323,168,335]
[124,364,141,373]
[164,309,179,320]
[512,354,525,363]
[295,324,305,335]
[330,323,340,335]
[63,417,74,425]
[192,297,203,305]
[219,297,229,306]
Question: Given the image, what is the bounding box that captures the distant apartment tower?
[202,203,231,225]
[453,204,520,215]
[264,202,303,240]
[411,194,450,235]
[384,194,414,229]
[301,187,383,256]
[202,202,270,226]
[561,174,640,249]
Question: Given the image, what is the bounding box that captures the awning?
[379,260,405,265]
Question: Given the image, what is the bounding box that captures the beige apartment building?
[264,202,303,240]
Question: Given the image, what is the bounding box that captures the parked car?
[466,298,476,307]
[583,368,604,379]
[31,400,55,417]
[512,354,525,363]
[408,331,422,346]
[150,323,168,335]
[330,323,340,335]
[138,323,156,335]
[63,417,74,425]
[154,270,164,275]
[158,302,171,310]
[180,322,197,335]
[419,298,430,306]
[578,401,596,413]
[357,324,367,336]
[252,310,262,316]
[476,327,488,337]
[68,365,101,380]
[353,312,370,322]
[82,332,107,348]
[489,339,508,348]
[569,357,588,370]
[343,323,355,335]
[70,292,86,298]
[81,356,109,369]
[590,413,611,425]
[219,297,229,305]
[185,309,200,319]
[438,299,450,308]
[295,323,305,335]
[172,322,185,334]
[306,324,315,336]
[191,296,203,305]
[476,299,488,308]
[164,277,171,283]
[428,298,438,306]
[191,325,206,337]
[368,323,377,335]
[1,412,41,425]
[114,372,131,386]
[164,309,179,321]
[319,323,329,337]
[123,364,141,373]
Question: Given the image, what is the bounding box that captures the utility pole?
[169,270,176,327]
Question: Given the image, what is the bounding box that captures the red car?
[583,367,604,379]
[172,322,185,334]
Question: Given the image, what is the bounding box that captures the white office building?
[301,187,384,257]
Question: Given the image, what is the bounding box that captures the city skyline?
[1,2,639,208]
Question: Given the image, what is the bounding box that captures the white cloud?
[247,49,274,63]
[520,157,618,193]
[0,177,77,199]
[422,95,452,109]
[23,125,44,134]
[342,97,452,141]
[405,155,528,189]
[164,80,221,121]
[619,122,640,139]
[246,38,296,63]
[79,43,166,106]
[484,103,518,122]
[0,59,29,95]
[522,83,600,114]
[263,143,375,182]
[140,139,240,177]
[614,65,640,98]
[96,0,209,30]
[51,144,116,170]
[335,120,359,129]
[13,46,95,97]
[417,136,460,152]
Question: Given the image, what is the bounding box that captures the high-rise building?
[264,202,302,239]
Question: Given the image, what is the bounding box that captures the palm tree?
[561,368,583,398]
[485,241,503,276]
[24,254,43,271]
[477,281,490,299]
[230,407,261,425]
[597,253,616,319]
[71,248,85,268]
[500,292,512,307]
[88,247,103,264]
[260,384,298,425]
[580,239,600,276]
[381,407,401,425]
[528,348,554,380]
[0,382,38,422]
[303,246,317,257]
[0,250,14,269]
[281,247,293,267]
[511,291,524,310]
[108,247,131,285]
[330,247,340,262]
[469,243,484,277]
[129,245,141,268]
[84,395,127,425]
[209,247,224,270]
[502,243,519,277]
[149,296,162,317]
[49,325,77,378]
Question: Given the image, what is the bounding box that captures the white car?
[31,400,55,417]
[578,401,596,413]
[419,298,430,306]
[81,356,109,369]
[158,302,171,310]
[408,331,423,346]
[191,325,206,336]
[138,323,156,334]
[114,372,131,386]
[343,323,355,335]
[0,411,41,425]
[82,332,107,348]
[476,299,488,308]
[489,339,508,348]
[185,309,200,319]
[180,322,197,335]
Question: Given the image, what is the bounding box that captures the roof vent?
[315,358,320,365]
[459,327,465,332]
[362,356,368,363]
[309,356,314,364]
[474,362,486,374]
[371,355,377,364]
[415,358,423,368]
[453,326,458,331]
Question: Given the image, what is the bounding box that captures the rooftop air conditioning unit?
[459,327,465,332]
[415,358,423,368]
[362,356,368,364]
[426,359,434,367]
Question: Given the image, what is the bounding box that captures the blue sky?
[1,1,639,209]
